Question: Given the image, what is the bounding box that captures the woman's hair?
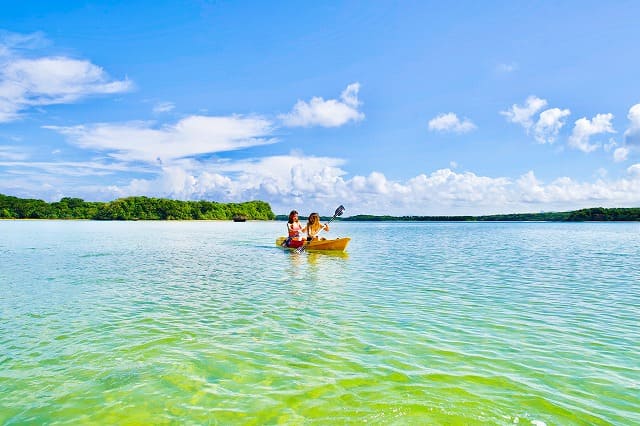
[288,210,298,223]
[307,213,322,235]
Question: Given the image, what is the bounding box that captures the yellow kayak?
[276,237,351,252]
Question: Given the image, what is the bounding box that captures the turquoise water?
[1,220,639,425]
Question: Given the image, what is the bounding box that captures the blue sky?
[1,1,639,215]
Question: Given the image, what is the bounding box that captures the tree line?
[3,194,638,221]
[0,194,275,220]
[341,207,640,222]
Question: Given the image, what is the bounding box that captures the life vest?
[288,221,303,238]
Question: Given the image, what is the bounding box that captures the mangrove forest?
[0,194,275,220]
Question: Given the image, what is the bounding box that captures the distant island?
[0,194,275,220]
[276,207,640,222]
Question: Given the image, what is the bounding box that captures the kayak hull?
[276,237,351,252]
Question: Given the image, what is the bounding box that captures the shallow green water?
[1,220,639,425]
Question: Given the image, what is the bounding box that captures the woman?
[306,212,329,241]
[283,210,306,247]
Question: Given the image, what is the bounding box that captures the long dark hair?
[288,210,298,224]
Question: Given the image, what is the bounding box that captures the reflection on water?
[302,251,349,264]
[285,250,349,280]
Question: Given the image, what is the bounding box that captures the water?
[1,220,639,425]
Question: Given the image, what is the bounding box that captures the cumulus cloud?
[614,147,629,162]
[428,112,476,133]
[516,169,640,207]
[0,31,132,122]
[279,82,364,127]
[102,164,640,215]
[604,104,640,162]
[5,153,640,215]
[624,103,640,145]
[501,95,548,130]
[78,153,348,208]
[532,107,571,143]
[502,96,572,144]
[568,113,615,153]
[84,163,516,215]
[45,115,275,163]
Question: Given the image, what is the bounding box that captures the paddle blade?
[334,205,345,217]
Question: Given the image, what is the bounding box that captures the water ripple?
[1,221,639,424]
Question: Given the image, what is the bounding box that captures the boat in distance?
[276,237,351,252]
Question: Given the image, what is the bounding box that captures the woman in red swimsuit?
[285,210,307,248]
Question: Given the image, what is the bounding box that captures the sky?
[1,0,639,216]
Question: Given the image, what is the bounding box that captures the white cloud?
[0,30,48,56]
[428,112,476,133]
[134,165,640,215]
[4,154,640,215]
[628,163,640,176]
[533,108,571,143]
[568,113,615,153]
[0,159,152,177]
[502,96,573,145]
[624,103,640,145]
[45,115,275,163]
[613,147,629,162]
[515,169,640,207]
[0,146,29,161]
[0,31,132,123]
[501,95,548,130]
[153,101,175,113]
[206,153,348,201]
[279,82,364,127]
[82,153,348,209]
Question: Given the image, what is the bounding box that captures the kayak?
[276,237,351,252]
[276,237,350,251]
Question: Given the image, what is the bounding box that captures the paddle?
[295,205,345,253]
